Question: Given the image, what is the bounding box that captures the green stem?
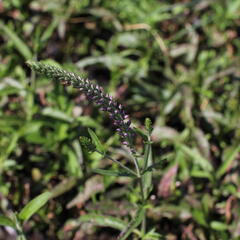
[132,155,146,235]
[97,151,138,177]
[139,175,146,236]
[139,135,153,236]
[15,218,27,240]
[132,155,145,203]
[17,234,27,240]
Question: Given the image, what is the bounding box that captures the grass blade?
[179,144,213,171]
[18,192,51,221]
[117,207,145,240]
[216,145,240,179]
[79,214,127,231]
[42,107,74,123]
[0,21,32,60]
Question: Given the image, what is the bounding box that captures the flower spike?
[26,61,135,153]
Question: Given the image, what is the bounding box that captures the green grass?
[0,0,240,239]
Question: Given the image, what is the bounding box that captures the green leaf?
[64,145,82,177]
[79,214,127,231]
[0,215,16,229]
[210,221,228,231]
[42,107,74,123]
[143,228,163,240]
[18,192,51,221]
[142,139,153,200]
[190,169,213,181]
[79,136,96,152]
[117,207,145,240]
[216,145,240,179]
[88,128,105,154]
[0,21,32,60]
[179,145,213,172]
[133,127,148,141]
[40,17,59,42]
[192,208,208,227]
[50,177,77,199]
[93,168,136,178]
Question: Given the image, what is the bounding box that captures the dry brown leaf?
[158,164,178,198]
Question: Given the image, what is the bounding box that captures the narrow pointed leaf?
[0,215,16,229]
[180,145,213,171]
[0,21,32,60]
[18,192,51,221]
[50,177,77,198]
[88,128,105,154]
[42,107,74,123]
[216,145,240,179]
[79,214,127,230]
[133,127,148,141]
[210,221,228,231]
[117,207,145,240]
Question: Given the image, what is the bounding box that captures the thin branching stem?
[96,150,138,177]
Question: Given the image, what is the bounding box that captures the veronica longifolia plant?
[26,61,155,239]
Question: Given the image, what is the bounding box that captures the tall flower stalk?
[26,61,135,153]
[27,61,153,239]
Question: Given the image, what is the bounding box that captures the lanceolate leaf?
[0,21,32,60]
[18,192,51,221]
[210,221,228,231]
[133,127,148,141]
[117,207,145,240]
[88,128,105,154]
[216,145,240,179]
[0,215,16,229]
[50,177,77,199]
[79,214,127,231]
[42,107,74,123]
[179,145,213,171]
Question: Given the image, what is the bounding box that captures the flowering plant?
[25,61,156,239]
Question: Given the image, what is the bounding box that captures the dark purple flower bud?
[115,120,121,125]
[92,96,99,100]
[96,100,103,105]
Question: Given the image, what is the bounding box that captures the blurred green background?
[0,0,240,239]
